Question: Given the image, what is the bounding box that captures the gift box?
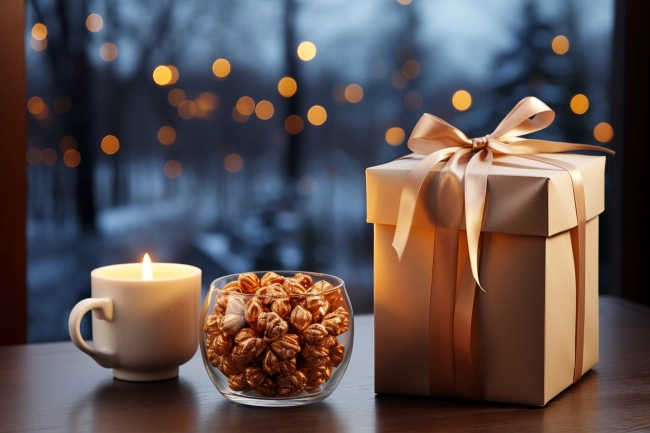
[366,97,613,406]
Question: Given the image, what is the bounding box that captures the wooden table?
[1,296,649,432]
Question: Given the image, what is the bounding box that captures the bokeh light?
[30,38,47,52]
[26,148,41,165]
[153,66,173,85]
[27,96,45,115]
[332,84,347,102]
[404,91,423,110]
[167,65,179,85]
[402,60,421,79]
[397,0,413,4]
[570,94,589,114]
[452,90,472,111]
[344,84,363,103]
[164,160,182,179]
[552,35,570,55]
[307,105,327,126]
[34,105,50,121]
[224,153,244,173]
[31,23,47,41]
[168,89,186,107]
[285,115,304,134]
[278,77,298,97]
[157,126,176,145]
[391,71,408,89]
[86,14,103,32]
[370,62,388,79]
[236,96,256,115]
[178,100,197,119]
[593,122,614,142]
[99,42,118,62]
[255,100,274,120]
[297,41,317,61]
[63,149,81,168]
[199,92,219,110]
[232,107,249,123]
[194,99,209,117]
[41,148,57,166]
[101,135,119,155]
[297,176,317,196]
[60,136,77,152]
[54,96,71,113]
[385,127,405,146]
[212,58,231,78]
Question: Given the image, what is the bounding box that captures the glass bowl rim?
[209,270,345,299]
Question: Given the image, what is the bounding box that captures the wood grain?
[0,296,648,432]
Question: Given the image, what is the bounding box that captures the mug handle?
[68,298,116,368]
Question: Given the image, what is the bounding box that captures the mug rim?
[91,263,202,282]
[210,270,345,298]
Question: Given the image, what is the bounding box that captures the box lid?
[366,153,605,237]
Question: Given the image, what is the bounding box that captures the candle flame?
[142,253,153,280]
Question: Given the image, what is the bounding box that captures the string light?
[86,14,103,32]
[224,153,244,173]
[570,94,589,114]
[31,23,47,41]
[101,135,119,154]
[255,100,274,120]
[63,149,81,168]
[552,36,569,55]
[157,126,176,145]
[99,42,117,62]
[164,160,182,179]
[278,77,298,97]
[285,115,304,134]
[212,58,231,78]
[27,96,45,115]
[236,96,255,115]
[452,90,472,111]
[168,89,186,107]
[166,65,179,85]
[593,122,614,142]
[307,105,327,126]
[385,127,405,146]
[297,41,317,61]
[153,66,173,85]
[344,84,363,103]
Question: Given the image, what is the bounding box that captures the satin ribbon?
[393,97,614,397]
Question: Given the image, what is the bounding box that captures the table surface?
[1,296,649,433]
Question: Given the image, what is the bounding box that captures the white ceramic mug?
[68,263,201,381]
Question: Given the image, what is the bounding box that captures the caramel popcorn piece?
[293,273,313,289]
[220,314,247,336]
[271,298,291,318]
[222,280,243,293]
[228,373,250,391]
[262,312,288,343]
[255,378,278,397]
[277,370,307,396]
[321,306,350,336]
[245,297,266,330]
[305,386,321,394]
[330,343,345,367]
[309,280,333,293]
[290,305,312,331]
[302,342,330,363]
[303,296,329,323]
[283,278,307,295]
[216,355,246,376]
[212,332,233,356]
[238,273,260,294]
[270,334,301,359]
[203,314,222,335]
[320,335,338,350]
[302,323,328,344]
[279,357,297,374]
[263,348,281,375]
[234,328,258,345]
[232,336,266,364]
[245,365,267,388]
[256,283,286,305]
[261,272,285,287]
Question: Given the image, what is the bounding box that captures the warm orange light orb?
[593,122,614,143]
[278,77,298,97]
[297,41,317,61]
[307,105,327,126]
[552,35,569,55]
[570,94,589,114]
[452,90,472,111]
[385,127,405,146]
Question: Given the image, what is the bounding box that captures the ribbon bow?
[392,97,614,391]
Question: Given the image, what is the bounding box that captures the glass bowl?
[199,271,354,407]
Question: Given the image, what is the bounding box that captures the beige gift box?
[366,153,604,406]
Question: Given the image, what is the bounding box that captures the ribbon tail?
[463,149,493,290]
[519,154,587,384]
[392,147,460,261]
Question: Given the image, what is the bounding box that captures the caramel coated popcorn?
[205,272,350,398]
